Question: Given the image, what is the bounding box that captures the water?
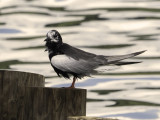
[1,0,160,119]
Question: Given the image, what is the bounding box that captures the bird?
[44,30,146,88]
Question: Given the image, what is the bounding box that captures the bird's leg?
[69,77,76,88]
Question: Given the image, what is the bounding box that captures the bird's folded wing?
[51,54,99,74]
[59,43,96,60]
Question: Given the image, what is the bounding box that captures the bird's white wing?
[51,55,98,74]
[51,51,146,74]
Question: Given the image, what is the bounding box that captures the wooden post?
[0,70,45,120]
[68,116,118,120]
[1,70,114,120]
[23,87,86,120]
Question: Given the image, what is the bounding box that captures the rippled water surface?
[1,0,160,119]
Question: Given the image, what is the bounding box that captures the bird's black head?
[44,30,63,51]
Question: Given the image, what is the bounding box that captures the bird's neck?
[48,50,55,60]
[48,43,63,60]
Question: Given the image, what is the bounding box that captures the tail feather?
[106,50,146,64]
[114,61,142,66]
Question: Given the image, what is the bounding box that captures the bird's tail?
[114,61,142,66]
[106,50,146,64]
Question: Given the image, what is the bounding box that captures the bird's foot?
[62,77,76,89]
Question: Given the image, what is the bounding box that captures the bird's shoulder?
[59,43,96,60]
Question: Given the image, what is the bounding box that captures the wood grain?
[24,87,86,120]
[0,70,45,120]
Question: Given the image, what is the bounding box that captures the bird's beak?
[44,38,48,42]
[44,48,48,52]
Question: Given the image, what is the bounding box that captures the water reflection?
[0,28,22,34]
[45,14,107,27]
[1,0,160,119]
[104,109,159,120]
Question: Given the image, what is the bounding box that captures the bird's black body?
[45,30,146,88]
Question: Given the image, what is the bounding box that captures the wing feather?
[51,55,99,74]
[51,50,146,75]
[106,50,146,63]
[59,43,96,60]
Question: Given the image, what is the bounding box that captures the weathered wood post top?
[0,70,45,120]
[0,70,87,120]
